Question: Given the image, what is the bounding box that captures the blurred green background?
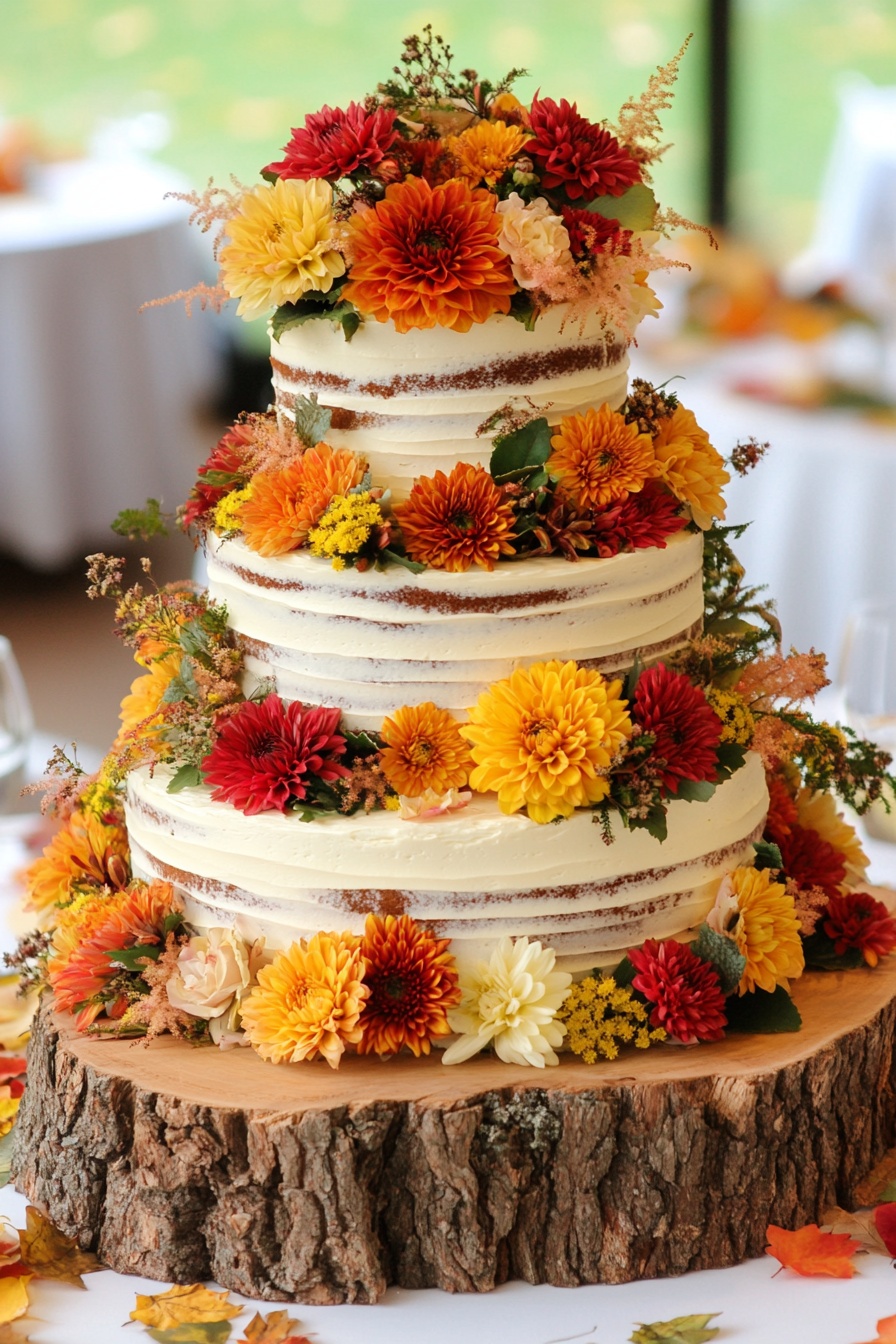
[5,0,896,262]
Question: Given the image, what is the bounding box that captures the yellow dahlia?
[549,405,654,509]
[240,445,366,556]
[649,405,729,530]
[447,119,530,186]
[394,462,516,572]
[728,865,805,996]
[795,788,869,890]
[219,177,345,320]
[380,701,473,797]
[117,656,180,744]
[239,932,368,1069]
[25,810,130,915]
[461,659,632,824]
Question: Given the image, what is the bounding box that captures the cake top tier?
[202,27,692,342]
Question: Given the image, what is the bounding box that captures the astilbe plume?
[610,36,692,176]
[561,205,631,262]
[138,179,245,315]
[118,932,200,1041]
[787,879,829,937]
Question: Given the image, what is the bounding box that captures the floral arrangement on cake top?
[167,26,697,339]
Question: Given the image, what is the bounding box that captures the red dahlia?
[527,96,641,201]
[629,938,727,1043]
[777,822,846,900]
[561,205,632,260]
[763,770,799,849]
[632,663,723,795]
[264,101,398,182]
[823,891,896,967]
[613,481,687,550]
[201,694,350,816]
[182,421,254,528]
[358,913,461,1057]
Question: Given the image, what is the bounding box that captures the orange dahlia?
[239,931,368,1069]
[117,656,180,746]
[358,913,461,1057]
[380,701,472,797]
[447,119,530,186]
[25,810,130,915]
[395,462,516,571]
[341,176,516,333]
[549,405,654,509]
[240,445,366,556]
[649,405,729,530]
[461,658,633,823]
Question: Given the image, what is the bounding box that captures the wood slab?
[12,955,896,1304]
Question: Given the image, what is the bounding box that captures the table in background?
[0,155,222,569]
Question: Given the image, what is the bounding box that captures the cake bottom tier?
[13,957,896,1304]
[125,753,769,972]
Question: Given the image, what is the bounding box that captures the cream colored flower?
[398,787,472,820]
[166,927,254,1021]
[219,177,346,320]
[494,192,574,290]
[442,936,572,1067]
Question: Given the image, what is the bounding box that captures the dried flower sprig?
[611,36,692,176]
[377,24,525,119]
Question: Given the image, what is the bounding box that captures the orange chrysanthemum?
[395,462,516,571]
[649,405,729,530]
[240,445,367,557]
[342,176,516,333]
[380,701,473,797]
[447,119,530,186]
[549,405,654,509]
[25,810,130,915]
[461,658,633,823]
[117,656,180,746]
[49,880,178,1028]
[239,931,369,1069]
[358,913,461,1057]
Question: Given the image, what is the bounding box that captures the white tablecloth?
[0,157,221,569]
[630,345,896,676]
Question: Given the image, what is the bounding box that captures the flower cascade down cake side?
[18,29,896,1080]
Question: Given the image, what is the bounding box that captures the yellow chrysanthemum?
[117,656,180,743]
[549,405,654,509]
[239,932,369,1069]
[795,788,869,889]
[728,865,805,996]
[219,177,346,321]
[380,701,473,798]
[460,659,632,823]
[649,404,729,530]
[447,118,530,186]
[25,811,130,915]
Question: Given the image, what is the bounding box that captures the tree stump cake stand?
[12,956,896,1306]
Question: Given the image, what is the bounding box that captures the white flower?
[442,936,572,1068]
[705,873,743,940]
[398,787,472,820]
[494,193,574,290]
[166,927,256,1021]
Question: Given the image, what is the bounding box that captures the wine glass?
[0,637,33,815]
[841,599,896,841]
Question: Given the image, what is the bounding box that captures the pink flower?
[632,663,723,795]
[629,938,727,1043]
[201,694,350,815]
[264,102,398,182]
[527,97,641,201]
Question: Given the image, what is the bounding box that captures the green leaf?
[674,778,716,804]
[344,728,383,755]
[611,954,637,990]
[587,182,657,232]
[103,943,160,972]
[714,741,747,780]
[146,1324,234,1344]
[177,619,211,658]
[271,296,362,343]
[802,932,864,972]
[629,1312,720,1344]
[168,764,202,793]
[489,417,553,482]
[291,392,332,449]
[691,923,747,994]
[380,546,427,574]
[879,1181,896,1204]
[624,803,667,842]
[753,839,783,871]
[508,290,538,330]
[111,498,169,541]
[724,985,802,1033]
[0,1129,15,1188]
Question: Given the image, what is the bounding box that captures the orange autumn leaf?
[854,1315,896,1344]
[766,1222,861,1278]
[0,1063,26,1083]
[130,1284,243,1331]
[240,1310,310,1344]
[17,1207,101,1288]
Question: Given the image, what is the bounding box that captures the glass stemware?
[0,636,34,814]
[841,599,896,841]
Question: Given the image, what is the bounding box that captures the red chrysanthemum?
[587,500,627,558]
[527,96,642,201]
[264,101,398,181]
[395,462,517,571]
[629,938,727,1044]
[763,770,800,849]
[561,205,632,260]
[182,420,255,529]
[632,663,723,795]
[342,176,516,333]
[823,891,896,967]
[777,822,846,900]
[358,913,461,1057]
[612,480,687,550]
[201,694,350,815]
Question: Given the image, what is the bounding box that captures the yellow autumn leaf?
[130,1284,243,1331]
[0,1100,20,1140]
[18,1206,102,1287]
[0,979,38,1052]
[0,1325,31,1343]
[240,1310,304,1344]
[0,1275,30,1326]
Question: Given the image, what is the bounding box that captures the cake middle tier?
[206,530,705,729]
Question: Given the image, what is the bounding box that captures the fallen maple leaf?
[873,1203,896,1257]
[629,1315,720,1344]
[145,1322,234,1344]
[240,1311,308,1344]
[130,1284,243,1332]
[0,1063,26,1082]
[0,1276,30,1328]
[822,1205,889,1256]
[17,1206,101,1288]
[766,1222,861,1278]
[0,1324,31,1343]
[854,1315,896,1344]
